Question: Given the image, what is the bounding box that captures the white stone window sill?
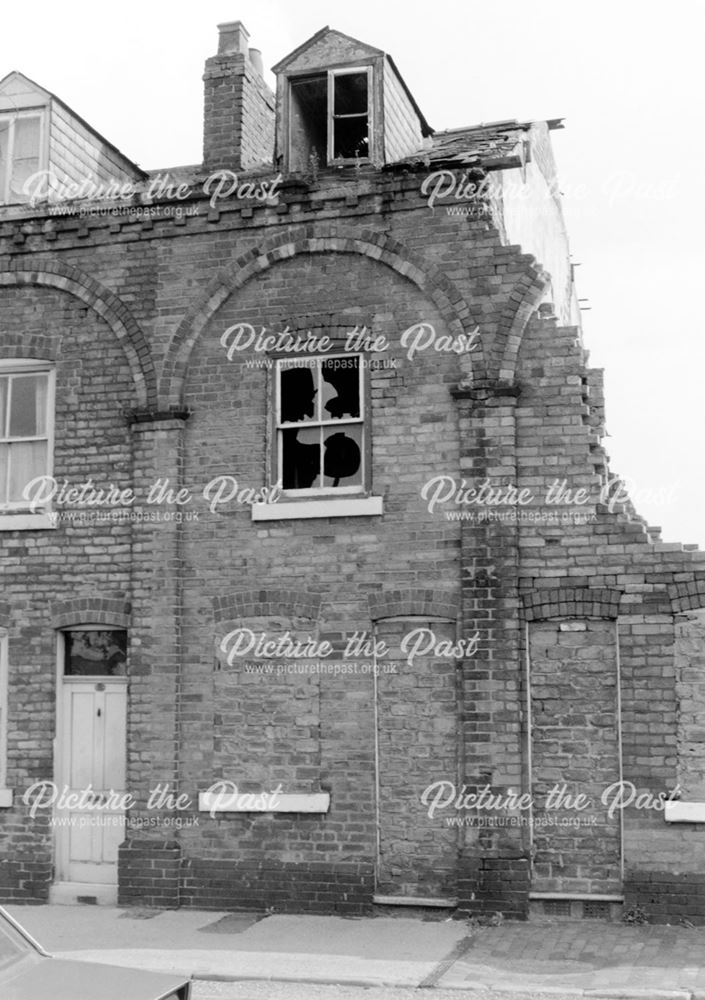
[199,791,330,814]
[252,496,383,521]
[0,513,56,531]
[664,801,705,823]
[0,789,13,808]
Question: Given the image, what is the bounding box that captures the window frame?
[58,625,129,680]
[287,65,375,170]
[0,359,55,513]
[327,66,374,164]
[269,349,372,500]
[0,110,47,206]
[0,629,9,800]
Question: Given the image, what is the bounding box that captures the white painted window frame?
[327,66,374,165]
[274,352,366,498]
[0,109,47,205]
[0,359,56,530]
[0,629,11,805]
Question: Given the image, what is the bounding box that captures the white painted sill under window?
[664,801,705,823]
[251,496,383,521]
[198,791,330,814]
[0,513,56,531]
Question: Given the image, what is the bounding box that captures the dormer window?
[0,112,43,204]
[289,67,373,171]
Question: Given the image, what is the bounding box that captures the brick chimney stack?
[202,21,275,171]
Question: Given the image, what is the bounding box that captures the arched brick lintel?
[368,589,460,622]
[0,263,157,409]
[50,597,131,630]
[213,589,324,623]
[160,230,483,406]
[669,576,705,614]
[523,587,623,622]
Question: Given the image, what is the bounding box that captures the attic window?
[0,113,42,205]
[288,67,372,171]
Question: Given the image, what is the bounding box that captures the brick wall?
[203,25,275,171]
[1,132,705,916]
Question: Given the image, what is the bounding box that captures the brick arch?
[522,587,623,622]
[51,596,131,629]
[160,229,484,405]
[368,589,460,622]
[669,575,705,614]
[0,333,56,361]
[497,258,550,382]
[213,589,323,623]
[0,263,157,408]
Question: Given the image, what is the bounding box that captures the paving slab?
[7,906,467,987]
[9,906,705,996]
[436,920,705,997]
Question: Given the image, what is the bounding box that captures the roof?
[272,26,433,136]
[384,118,564,171]
[271,26,383,73]
[0,71,147,180]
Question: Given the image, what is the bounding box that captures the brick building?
[0,22,704,922]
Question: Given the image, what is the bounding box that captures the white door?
[56,678,127,884]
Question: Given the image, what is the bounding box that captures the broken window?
[288,67,372,171]
[0,113,42,204]
[276,356,365,494]
[331,70,370,160]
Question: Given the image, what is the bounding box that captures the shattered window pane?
[334,73,368,115]
[280,366,319,422]
[321,357,359,418]
[282,425,321,490]
[323,425,362,488]
[332,72,370,160]
[277,355,364,493]
[288,69,371,167]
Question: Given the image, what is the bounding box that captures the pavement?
[7,903,705,998]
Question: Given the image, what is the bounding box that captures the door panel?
[56,679,127,884]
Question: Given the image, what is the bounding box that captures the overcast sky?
[2,0,703,544]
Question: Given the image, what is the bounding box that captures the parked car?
[0,905,192,999]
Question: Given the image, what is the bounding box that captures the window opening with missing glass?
[289,67,372,171]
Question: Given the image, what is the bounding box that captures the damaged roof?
[386,118,564,172]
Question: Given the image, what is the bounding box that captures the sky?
[2,0,703,544]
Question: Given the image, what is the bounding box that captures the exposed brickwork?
[674,610,705,798]
[213,590,323,623]
[1,24,704,919]
[0,857,52,903]
[523,587,623,621]
[118,840,181,908]
[367,589,460,622]
[0,261,157,406]
[624,871,705,925]
[50,597,131,629]
[181,858,374,914]
[458,855,530,920]
[202,23,275,171]
[529,620,621,894]
[669,574,705,612]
